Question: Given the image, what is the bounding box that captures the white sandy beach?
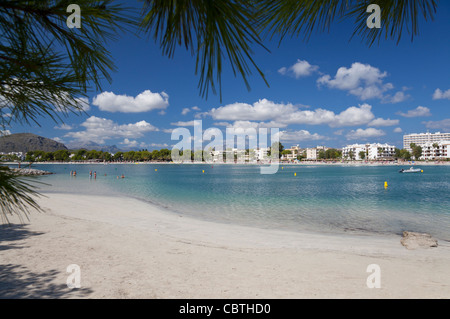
[1,192,449,299]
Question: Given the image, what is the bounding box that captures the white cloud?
[181,106,201,115]
[433,88,450,100]
[150,143,169,148]
[346,128,386,140]
[53,97,90,112]
[394,127,403,133]
[120,138,139,148]
[330,104,375,127]
[317,62,394,100]
[382,91,410,104]
[207,99,376,128]
[368,118,400,127]
[276,130,327,142]
[92,90,169,113]
[397,106,432,118]
[422,119,450,131]
[208,99,297,122]
[278,59,319,78]
[120,139,168,149]
[52,137,65,143]
[65,116,159,144]
[54,123,74,130]
[170,120,201,127]
[76,97,91,112]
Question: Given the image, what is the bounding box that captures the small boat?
[399,167,423,173]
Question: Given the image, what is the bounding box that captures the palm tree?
[359,151,366,161]
[348,151,355,161]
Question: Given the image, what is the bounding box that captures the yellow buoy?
[294,173,297,176]
[421,170,423,173]
[202,170,205,173]
[384,181,388,188]
[155,169,157,172]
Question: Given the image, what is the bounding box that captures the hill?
[66,141,122,154]
[0,133,68,153]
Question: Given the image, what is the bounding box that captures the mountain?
[0,133,68,153]
[66,141,122,154]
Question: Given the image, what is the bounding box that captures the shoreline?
[1,191,449,298]
[4,161,450,166]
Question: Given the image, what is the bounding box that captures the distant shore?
[3,160,450,166]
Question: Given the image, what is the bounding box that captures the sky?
[8,1,450,151]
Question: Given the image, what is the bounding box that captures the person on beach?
[94,171,97,179]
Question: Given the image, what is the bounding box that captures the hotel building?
[306,146,330,160]
[342,143,396,160]
[420,141,450,160]
[403,132,450,152]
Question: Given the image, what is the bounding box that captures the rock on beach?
[401,231,438,250]
[10,168,53,176]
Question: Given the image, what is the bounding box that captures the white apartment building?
[283,145,301,161]
[367,143,396,160]
[342,143,396,160]
[342,144,367,160]
[403,132,450,151]
[210,147,269,162]
[306,146,330,160]
[420,141,450,160]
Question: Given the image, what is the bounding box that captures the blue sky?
[11,2,450,150]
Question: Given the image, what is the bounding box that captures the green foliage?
[256,0,437,46]
[318,149,326,160]
[324,148,341,159]
[270,142,284,158]
[395,148,411,160]
[0,166,44,223]
[53,149,70,161]
[412,145,423,160]
[140,0,268,100]
[0,0,136,127]
[348,151,355,160]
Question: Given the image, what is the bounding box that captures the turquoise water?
[27,164,450,240]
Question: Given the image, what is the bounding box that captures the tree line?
[23,149,173,162]
[18,145,426,163]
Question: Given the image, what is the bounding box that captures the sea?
[25,163,450,240]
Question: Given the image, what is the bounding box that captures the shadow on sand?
[0,224,44,251]
[0,224,93,299]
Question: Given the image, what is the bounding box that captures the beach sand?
[1,193,449,299]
